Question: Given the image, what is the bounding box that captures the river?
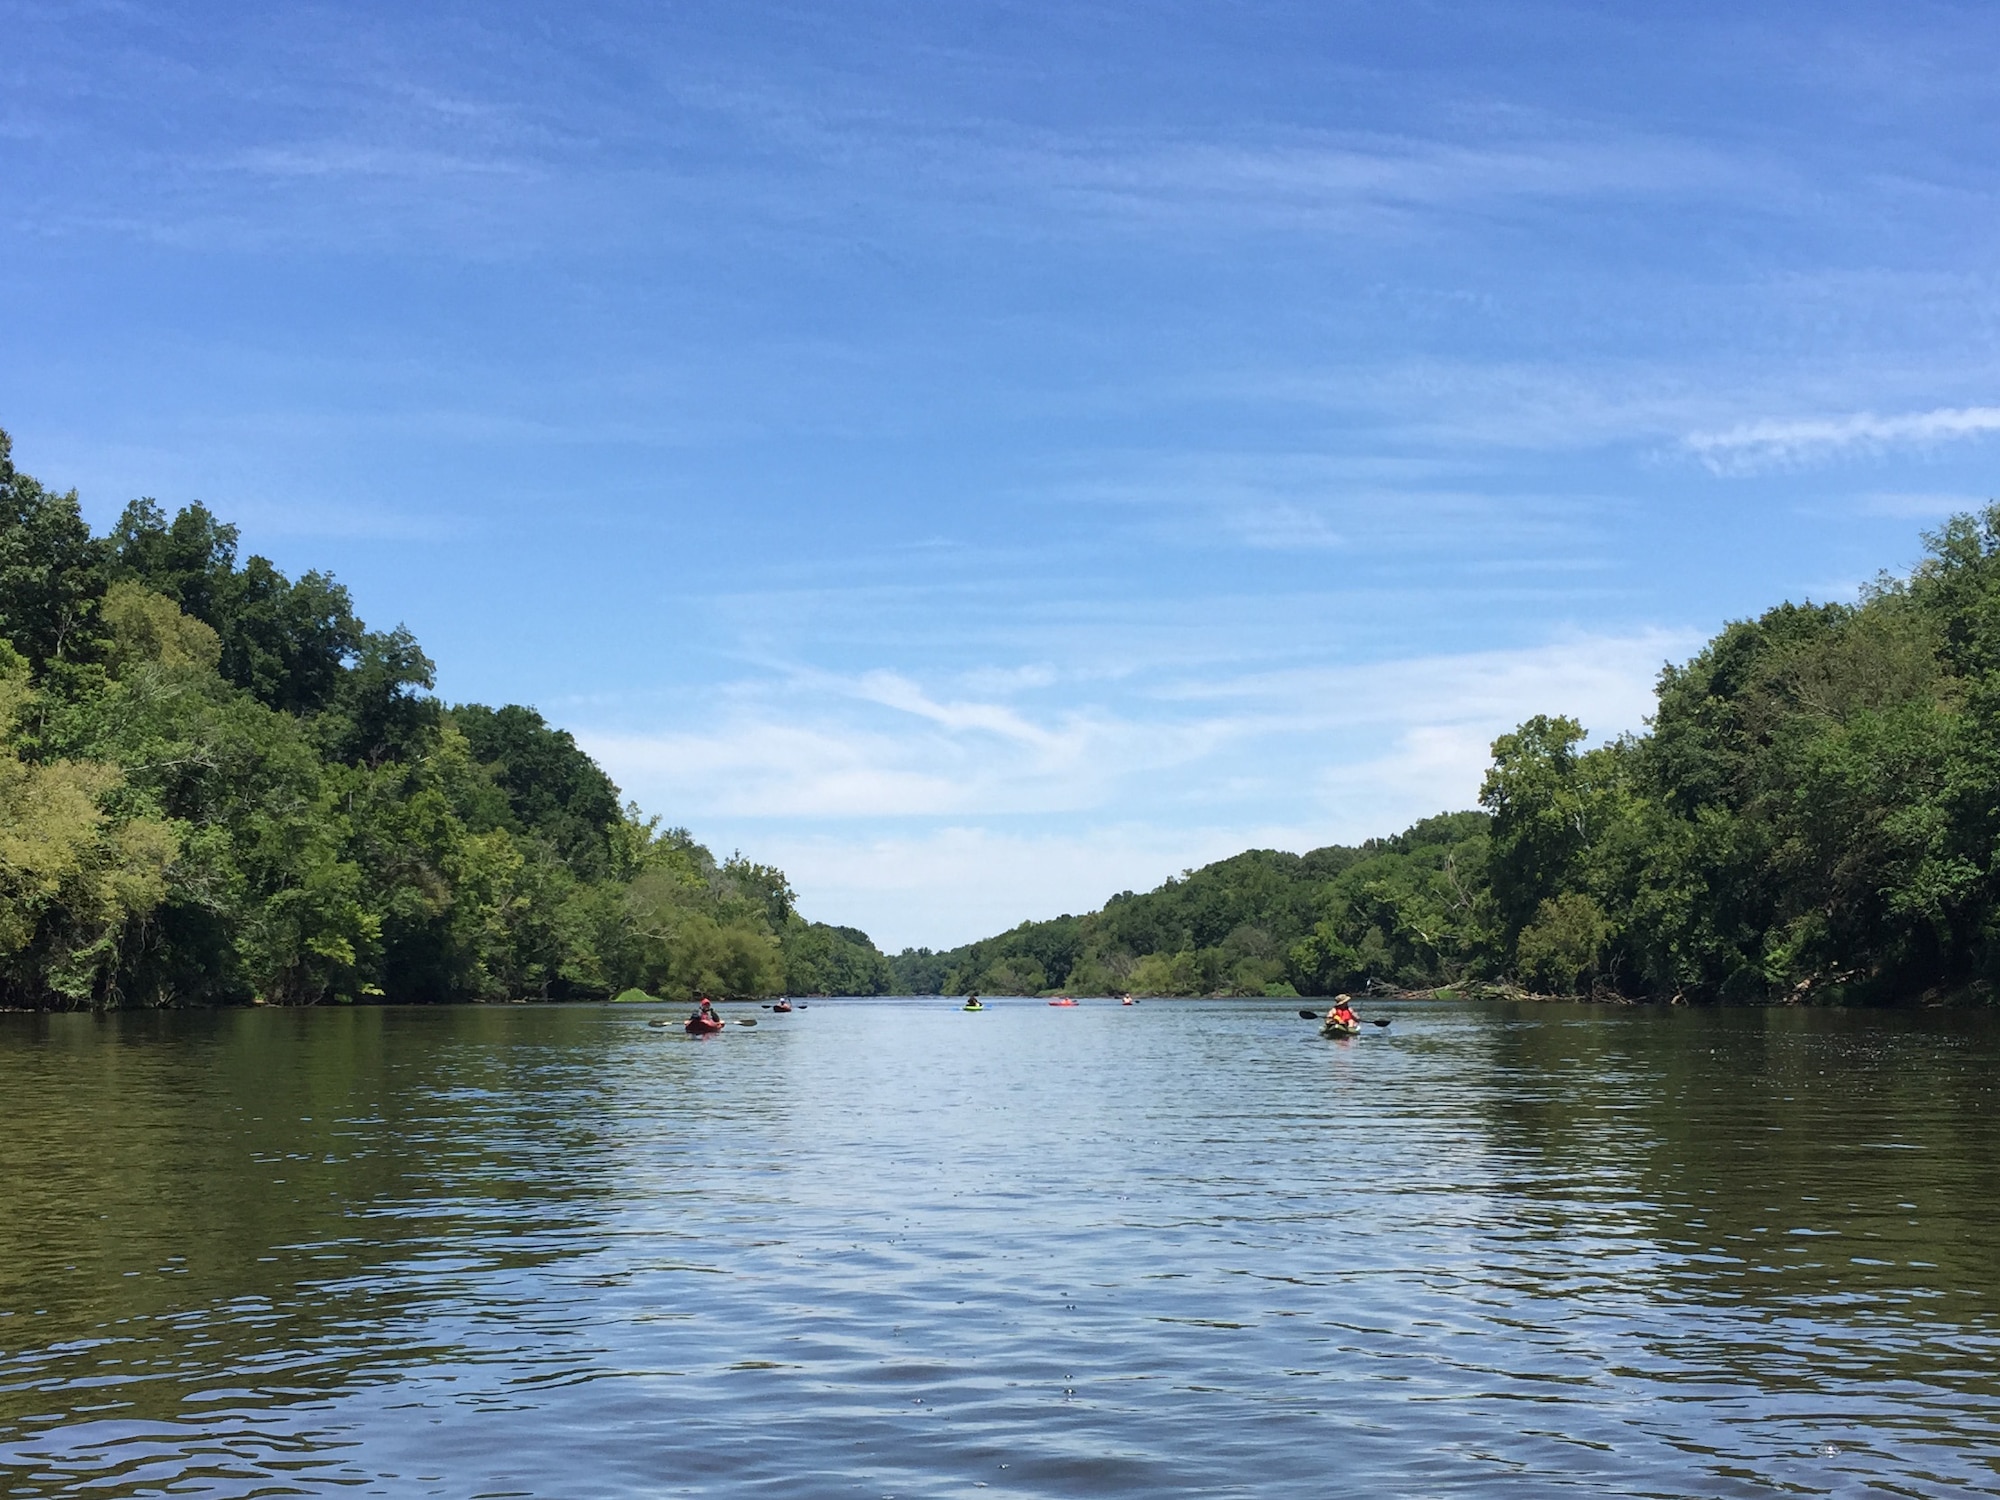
[2,998,1997,1497]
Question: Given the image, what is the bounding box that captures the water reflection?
[0,1006,623,1491]
[1466,1005,2000,1486]
[1,999,1997,1497]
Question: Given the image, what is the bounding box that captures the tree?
[0,434,897,1010]
[324,627,438,768]
[1515,893,1613,994]
[452,703,623,876]
[0,645,179,1006]
[0,430,106,676]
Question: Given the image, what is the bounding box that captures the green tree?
[1515,893,1614,993]
[0,431,106,678]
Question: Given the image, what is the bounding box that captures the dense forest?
[9,428,2000,1008]
[897,507,2000,1007]
[0,431,889,1008]
[886,814,1488,1001]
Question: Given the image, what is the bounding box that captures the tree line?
[0,430,888,1008]
[10,427,1998,1007]
[894,509,2000,1006]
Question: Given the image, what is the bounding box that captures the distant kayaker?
[1326,995,1359,1028]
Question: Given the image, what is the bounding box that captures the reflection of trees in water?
[0,1006,622,1440]
[1469,1004,2000,1400]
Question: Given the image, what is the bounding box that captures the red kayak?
[772,1001,793,1013]
[685,1015,725,1035]
[1048,997,1078,1007]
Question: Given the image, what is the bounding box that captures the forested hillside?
[12,427,2000,1009]
[0,431,889,1008]
[887,813,1487,999]
[898,507,2000,1007]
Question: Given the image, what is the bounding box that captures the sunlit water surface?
[3,999,1998,1497]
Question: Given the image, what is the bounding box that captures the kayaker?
[690,995,718,1025]
[1326,995,1359,1028]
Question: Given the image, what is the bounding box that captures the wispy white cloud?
[582,695,1225,822]
[226,142,534,181]
[1687,405,2000,472]
[1228,502,1345,551]
[849,670,1060,745]
[1041,449,1591,561]
[578,629,1691,946]
[1855,490,1990,521]
[1203,361,1727,452]
[1165,629,1685,724]
[583,56,1764,239]
[749,823,1311,952]
[1025,130,1763,236]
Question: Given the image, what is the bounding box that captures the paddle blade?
[1298,1009,1319,1019]
[1372,1017,1392,1027]
[734,1017,759,1027]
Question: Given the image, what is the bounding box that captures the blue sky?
[6,1,2000,949]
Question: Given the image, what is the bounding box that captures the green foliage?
[17,424,2000,1010]
[0,434,105,678]
[780,920,892,996]
[887,819,1493,998]
[1467,506,2000,1002]
[450,703,623,877]
[1515,893,1613,993]
[0,431,891,1009]
[0,643,180,1004]
[101,581,222,675]
[108,499,363,716]
[887,945,953,995]
[903,504,2000,1007]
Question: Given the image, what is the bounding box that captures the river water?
[2,998,1998,1497]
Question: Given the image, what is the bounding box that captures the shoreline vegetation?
[896,503,2000,1010]
[0,430,889,1011]
[6,428,2000,1010]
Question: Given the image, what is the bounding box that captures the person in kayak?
[1326,995,1359,1029]
[690,995,718,1026]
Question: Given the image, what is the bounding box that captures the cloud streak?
[746,823,1316,951]
[1687,405,2000,472]
[1022,130,1763,239]
[577,628,1692,947]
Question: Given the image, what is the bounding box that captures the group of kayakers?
[688,992,1369,1032]
[685,994,805,1033]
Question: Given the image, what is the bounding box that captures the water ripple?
[2,1000,1998,1496]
